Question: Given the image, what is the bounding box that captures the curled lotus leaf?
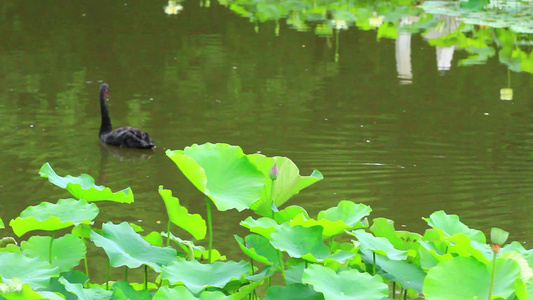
[39,163,133,203]
[423,210,486,243]
[166,143,266,211]
[159,186,206,240]
[10,199,98,237]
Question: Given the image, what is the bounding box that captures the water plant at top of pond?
[1,142,533,299]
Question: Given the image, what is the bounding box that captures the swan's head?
[100,83,109,101]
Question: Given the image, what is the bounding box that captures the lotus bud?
[269,164,279,181]
[490,227,509,246]
[500,88,513,101]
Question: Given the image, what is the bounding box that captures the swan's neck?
[99,88,112,136]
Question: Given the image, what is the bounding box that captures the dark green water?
[2,0,533,274]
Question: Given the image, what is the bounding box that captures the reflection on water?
[1,1,533,269]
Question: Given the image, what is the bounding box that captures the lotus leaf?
[423,210,486,243]
[270,224,354,263]
[163,232,226,262]
[10,198,98,236]
[153,286,232,299]
[44,270,88,300]
[446,234,492,263]
[240,217,280,238]
[318,201,371,228]
[159,186,206,239]
[285,263,306,284]
[58,277,112,300]
[0,252,59,289]
[166,143,266,211]
[423,256,521,299]
[0,217,4,229]
[289,213,350,237]
[247,154,323,216]
[265,283,324,300]
[349,230,407,260]
[359,247,425,292]
[0,278,63,300]
[39,163,133,203]
[235,234,278,266]
[273,205,309,223]
[143,231,163,246]
[22,234,86,273]
[302,264,388,300]
[111,281,151,300]
[245,265,277,281]
[90,222,177,272]
[161,258,250,294]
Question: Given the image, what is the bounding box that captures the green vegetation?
[1,142,532,299]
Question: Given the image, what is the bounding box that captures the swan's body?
[99,83,155,149]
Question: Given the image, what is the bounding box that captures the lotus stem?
[206,196,213,263]
[403,289,407,300]
[166,220,171,246]
[49,230,56,264]
[250,258,255,274]
[144,265,148,290]
[125,266,129,282]
[84,254,89,287]
[372,252,376,275]
[330,236,335,251]
[488,251,497,300]
[277,250,286,282]
[392,281,396,299]
[106,257,110,290]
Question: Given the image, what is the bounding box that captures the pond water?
[2,0,533,273]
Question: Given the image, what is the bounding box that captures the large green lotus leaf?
[423,256,521,300]
[0,278,63,300]
[270,224,354,263]
[0,252,59,289]
[235,234,278,266]
[39,163,133,203]
[90,222,177,272]
[161,258,250,294]
[265,283,324,300]
[166,143,266,211]
[247,154,323,216]
[349,230,407,260]
[111,281,151,300]
[302,264,388,300]
[58,277,112,300]
[359,247,425,292]
[289,213,349,237]
[159,186,206,239]
[423,210,486,243]
[446,234,492,263]
[318,201,371,228]
[153,286,231,300]
[273,205,309,223]
[240,217,280,238]
[10,199,98,236]
[21,234,86,273]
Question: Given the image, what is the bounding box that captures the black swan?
[99,83,155,149]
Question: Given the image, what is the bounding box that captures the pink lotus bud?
[269,164,279,181]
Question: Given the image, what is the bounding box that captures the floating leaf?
[265,283,324,300]
[161,258,250,294]
[270,224,354,263]
[0,252,59,289]
[235,234,278,266]
[423,256,521,299]
[302,264,388,300]
[111,281,151,300]
[159,186,206,239]
[39,163,133,203]
[423,211,486,243]
[349,230,407,260]
[166,143,266,211]
[153,286,231,300]
[248,155,323,216]
[22,234,86,273]
[10,199,98,236]
[90,222,177,272]
[58,277,112,300]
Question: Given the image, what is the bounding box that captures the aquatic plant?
[0,144,532,299]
